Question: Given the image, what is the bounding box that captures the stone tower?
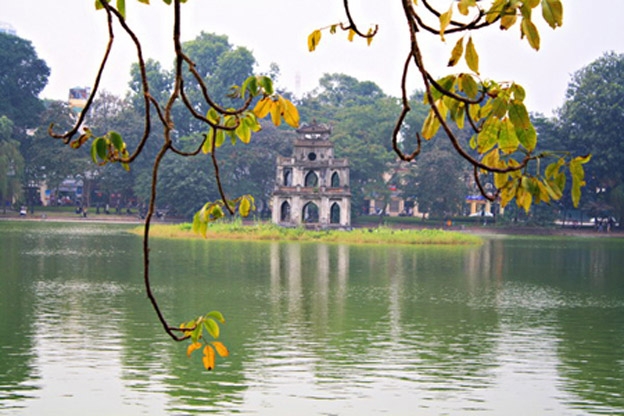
[271,122,351,228]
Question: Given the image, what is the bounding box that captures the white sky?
[2,0,624,116]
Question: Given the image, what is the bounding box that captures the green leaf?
[215,129,225,148]
[459,73,479,99]
[508,101,536,151]
[108,131,124,151]
[206,310,225,324]
[465,36,479,74]
[430,75,456,102]
[477,117,500,153]
[203,128,215,154]
[206,108,220,124]
[258,76,274,95]
[204,318,220,339]
[498,118,520,154]
[116,0,126,18]
[96,137,108,160]
[235,121,251,144]
[490,96,508,119]
[541,0,563,29]
[241,76,258,98]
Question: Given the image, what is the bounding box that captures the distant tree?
[0,32,49,129]
[557,52,624,221]
[0,116,24,212]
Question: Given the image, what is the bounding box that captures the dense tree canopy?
[0,33,49,129]
[558,52,624,190]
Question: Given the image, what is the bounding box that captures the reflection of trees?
[0,225,38,407]
[555,308,624,412]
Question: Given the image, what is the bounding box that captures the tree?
[309,0,584,213]
[48,0,299,370]
[557,52,624,221]
[47,0,581,369]
[0,116,24,212]
[0,32,49,129]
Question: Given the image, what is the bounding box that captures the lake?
[1,221,623,415]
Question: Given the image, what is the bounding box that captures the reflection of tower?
[68,87,91,115]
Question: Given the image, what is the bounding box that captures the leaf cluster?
[309,0,584,213]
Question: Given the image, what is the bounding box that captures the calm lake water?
[1,221,623,415]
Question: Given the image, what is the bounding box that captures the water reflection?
[1,222,623,415]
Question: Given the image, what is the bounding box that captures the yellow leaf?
[270,99,282,126]
[500,6,518,30]
[202,128,214,154]
[448,37,464,67]
[348,29,356,42]
[421,110,440,140]
[187,342,202,358]
[239,196,251,217]
[203,345,215,371]
[439,5,453,41]
[521,17,540,50]
[499,118,520,154]
[541,0,563,29]
[282,98,300,128]
[366,28,374,46]
[465,36,479,74]
[211,341,229,358]
[253,97,272,119]
[308,30,322,52]
[458,0,476,15]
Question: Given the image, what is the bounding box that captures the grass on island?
[133,221,482,246]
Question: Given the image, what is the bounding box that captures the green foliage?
[0,117,24,209]
[308,1,584,214]
[0,32,49,129]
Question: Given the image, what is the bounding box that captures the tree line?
[1,30,622,223]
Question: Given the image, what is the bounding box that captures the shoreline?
[1,212,623,239]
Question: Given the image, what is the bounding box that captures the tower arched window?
[283,169,292,186]
[331,172,340,187]
[280,201,291,222]
[302,202,319,223]
[305,171,318,187]
[330,203,341,224]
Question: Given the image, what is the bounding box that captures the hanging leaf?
[187,341,202,358]
[366,28,375,46]
[448,38,464,67]
[458,0,477,15]
[521,17,540,50]
[459,73,479,99]
[211,341,229,358]
[206,310,225,324]
[282,98,300,128]
[541,0,563,29]
[439,5,453,41]
[204,318,220,339]
[348,29,356,42]
[116,0,126,18]
[203,345,216,371]
[253,97,272,119]
[498,118,520,154]
[465,36,479,74]
[308,30,322,52]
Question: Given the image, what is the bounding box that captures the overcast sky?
[3,1,624,116]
